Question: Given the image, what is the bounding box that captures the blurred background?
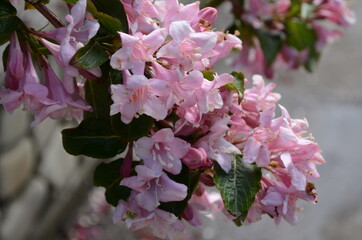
[0,0,361,240]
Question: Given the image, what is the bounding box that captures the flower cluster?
[229,0,355,78]
[0,0,99,126]
[0,0,326,239]
[106,0,324,238]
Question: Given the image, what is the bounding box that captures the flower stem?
[25,0,65,28]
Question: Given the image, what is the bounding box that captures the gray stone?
[0,177,48,240]
[33,118,58,149]
[0,108,30,147]
[324,204,362,240]
[39,126,79,189]
[0,138,36,200]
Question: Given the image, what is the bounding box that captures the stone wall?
[0,109,99,240]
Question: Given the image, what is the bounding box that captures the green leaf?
[111,114,154,142]
[90,0,128,32]
[93,158,124,187]
[0,34,9,45]
[0,1,17,16]
[285,20,317,51]
[213,155,262,223]
[105,184,131,206]
[201,70,215,81]
[304,46,320,72]
[83,73,111,119]
[227,71,245,96]
[2,43,9,71]
[109,68,123,85]
[0,1,22,35]
[63,0,126,35]
[255,29,282,65]
[62,118,127,158]
[93,159,131,206]
[86,0,122,35]
[159,166,200,217]
[70,37,108,69]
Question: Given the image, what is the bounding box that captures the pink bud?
[191,7,218,32]
[182,147,210,169]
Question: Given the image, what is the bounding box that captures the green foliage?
[70,37,108,69]
[226,71,245,97]
[304,46,320,72]
[86,0,123,35]
[213,155,262,224]
[90,0,128,33]
[2,43,9,71]
[84,72,111,119]
[285,20,317,51]
[255,29,282,65]
[93,159,131,206]
[109,68,123,85]
[0,1,22,35]
[62,118,127,158]
[111,114,154,143]
[201,70,215,81]
[159,166,200,218]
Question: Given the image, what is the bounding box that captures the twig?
[26,0,65,28]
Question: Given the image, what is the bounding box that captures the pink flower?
[41,0,101,93]
[120,165,188,211]
[196,116,241,172]
[314,0,356,27]
[160,0,200,29]
[110,28,168,75]
[182,147,211,169]
[110,72,168,124]
[243,136,270,167]
[157,21,218,71]
[0,45,52,118]
[190,7,218,32]
[31,64,91,126]
[135,128,190,174]
[113,195,185,239]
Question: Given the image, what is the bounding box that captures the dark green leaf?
[86,0,122,35]
[90,0,128,32]
[70,38,108,69]
[105,184,131,206]
[62,118,127,158]
[0,1,17,16]
[109,68,123,85]
[93,159,131,206]
[255,29,282,65]
[0,1,22,35]
[214,155,262,223]
[111,114,154,142]
[93,158,123,187]
[159,166,200,217]
[2,43,9,71]
[0,34,9,46]
[285,20,316,51]
[84,75,111,119]
[63,0,125,35]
